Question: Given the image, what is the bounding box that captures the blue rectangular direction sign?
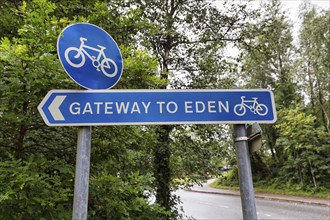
[38,89,276,126]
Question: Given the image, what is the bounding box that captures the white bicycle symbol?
[234,96,268,116]
[64,37,118,77]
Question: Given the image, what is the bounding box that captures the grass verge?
[210,179,330,199]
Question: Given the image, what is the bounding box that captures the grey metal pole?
[234,124,257,220]
[73,126,92,220]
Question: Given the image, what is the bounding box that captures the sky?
[213,0,329,56]
[214,1,329,32]
[281,0,329,15]
[273,0,329,41]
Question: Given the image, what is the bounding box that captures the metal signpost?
[72,126,91,219]
[234,124,258,220]
[39,22,277,220]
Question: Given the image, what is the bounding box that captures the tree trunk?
[154,125,173,214]
[308,159,318,190]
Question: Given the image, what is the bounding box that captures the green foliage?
[225,0,330,196]
[171,125,231,184]
[0,0,165,218]
[89,126,172,219]
[275,106,330,190]
[0,155,73,219]
[212,177,330,199]
[237,1,299,180]
[297,7,330,132]
[238,0,298,106]
[136,1,255,215]
[1,0,329,218]
[119,46,165,89]
[212,168,239,188]
[89,172,170,219]
[0,1,23,39]
[0,0,76,158]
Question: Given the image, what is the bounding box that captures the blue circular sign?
[57,23,123,89]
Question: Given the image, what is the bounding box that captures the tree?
[135,0,255,216]
[0,0,78,159]
[0,1,77,218]
[297,6,330,132]
[275,106,330,190]
[237,0,300,173]
[0,0,167,218]
[240,0,300,106]
[234,1,329,193]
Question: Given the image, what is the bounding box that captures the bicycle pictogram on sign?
[234,96,268,116]
[57,23,123,89]
[65,37,118,78]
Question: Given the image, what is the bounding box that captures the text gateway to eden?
[69,100,230,115]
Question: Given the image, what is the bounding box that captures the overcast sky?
[280,0,329,41]
[214,0,329,51]
[281,0,329,21]
[214,0,329,31]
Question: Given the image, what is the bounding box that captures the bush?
[88,172,171,219]
[0,155,73,219]
[214,167,239,187]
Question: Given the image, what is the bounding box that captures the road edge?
[186,179,330,207]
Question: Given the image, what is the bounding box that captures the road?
[177,190,330,220]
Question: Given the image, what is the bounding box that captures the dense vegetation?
[214,1,329,196]
[0,0,329,219]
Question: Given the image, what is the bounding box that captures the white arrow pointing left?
[48,95,66,121]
